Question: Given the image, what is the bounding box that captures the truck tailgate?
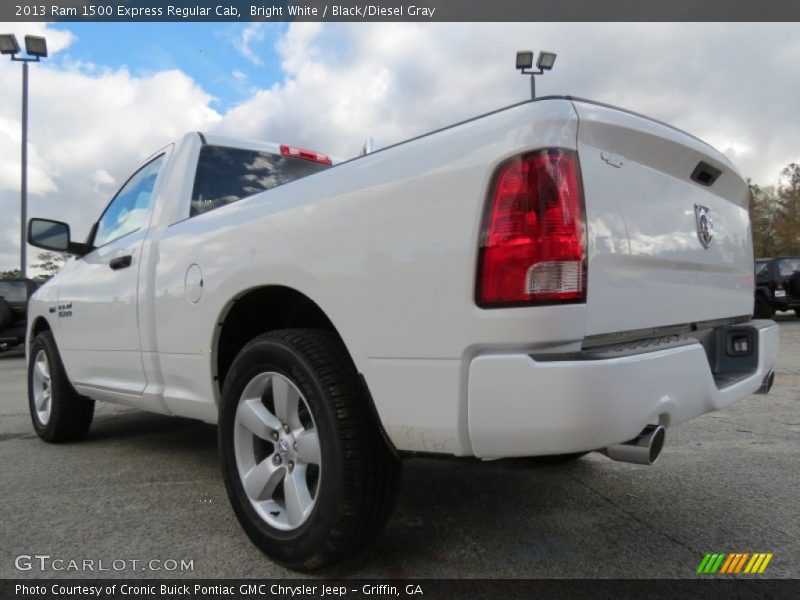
[573,100,754,337]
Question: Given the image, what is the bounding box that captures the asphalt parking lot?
[1,317,798,580]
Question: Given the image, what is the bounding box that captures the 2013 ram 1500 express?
[25,97,779,570]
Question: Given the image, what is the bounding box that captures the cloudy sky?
[1,21,799,273]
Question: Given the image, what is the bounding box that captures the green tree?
[0,268,22,279]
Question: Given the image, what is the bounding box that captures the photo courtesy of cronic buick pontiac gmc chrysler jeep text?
[24,97,779,570]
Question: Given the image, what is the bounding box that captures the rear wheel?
[795,308,800,319]
[219,329,400,570]
[754,295,775,319]
[28,330,94,443]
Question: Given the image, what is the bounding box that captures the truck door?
[57,154,166,401]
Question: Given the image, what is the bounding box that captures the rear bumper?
[771,297,799,309]
[467,320,779,458]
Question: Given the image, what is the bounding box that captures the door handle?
[109,255,132,270]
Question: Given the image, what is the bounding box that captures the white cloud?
[0,21,75,55]
[216,22,800,188]
[3,22,800,274]
[91,168,116,193]
[232,23,267,66]
[0,122,58,196]
[0,24,222,273]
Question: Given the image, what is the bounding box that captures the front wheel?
[28,330,94,442]
[219,329,401,571]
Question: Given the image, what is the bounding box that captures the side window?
[94,155,165,247]
[777,258,800,277]
[190,145,329,217]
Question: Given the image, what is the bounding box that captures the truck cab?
[27,134,332,416]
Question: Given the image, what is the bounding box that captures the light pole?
[0,33,48,279]
[516,50,557,99]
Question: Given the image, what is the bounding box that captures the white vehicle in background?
[25,96,778,570]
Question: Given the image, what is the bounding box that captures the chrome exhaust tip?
[756,370,774,394]
[602,424,666,466]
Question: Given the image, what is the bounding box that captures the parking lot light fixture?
[536,51,557,70]
[516,50,558,99]
[516,51,534,70]
[24,35,48,58]
[2,33,48,278]
[0,33,21,55]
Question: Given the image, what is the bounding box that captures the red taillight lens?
[477,149,586,307]
[280,144,332,165]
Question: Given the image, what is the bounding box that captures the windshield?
[777,258,800,277]
[755,261,769,276]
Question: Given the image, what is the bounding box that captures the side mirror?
[27,218,93,256]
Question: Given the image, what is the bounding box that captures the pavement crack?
[563,470,699,556]
[0,432,36,442]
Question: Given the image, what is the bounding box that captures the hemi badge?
[49,307,56,313]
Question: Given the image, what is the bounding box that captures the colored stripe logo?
[697,552,773,574]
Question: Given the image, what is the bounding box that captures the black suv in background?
[754,257,800,318]
[0,279,38,353]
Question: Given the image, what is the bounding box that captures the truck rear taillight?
[476,149,586,307]
[280,144,332,165]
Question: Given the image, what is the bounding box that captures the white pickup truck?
[26,96,779,570]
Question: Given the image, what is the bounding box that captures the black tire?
[795,308,800,319]
[754,295,775,319]
[0,298,12,329]
[789,273,800,298]
[28,330,94,443]
[219,329,401,571]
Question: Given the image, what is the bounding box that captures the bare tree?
[749,180,780,257]
[776,163,800,254]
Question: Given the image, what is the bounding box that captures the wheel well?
[215,286,338,392]
[31,317,51,338]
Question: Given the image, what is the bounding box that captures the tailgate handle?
[691,161,722,187]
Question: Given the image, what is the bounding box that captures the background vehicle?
[24,97,779,570]
[0,278,38,353]
[755,257,800,318]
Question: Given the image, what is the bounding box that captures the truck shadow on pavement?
[76,409,603,576]
[83,410,219,460]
